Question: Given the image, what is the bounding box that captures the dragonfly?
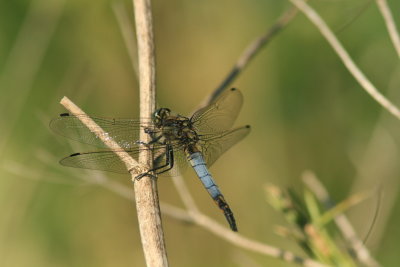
[50,88,250,231]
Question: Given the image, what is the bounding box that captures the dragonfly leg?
[144,127,157,135]
[134,171,157,180]
[135,140,149,146]
[133,144,174,180]
[134,134,163,146]
[154,144,174,175]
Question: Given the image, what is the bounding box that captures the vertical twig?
[375,0,400,58]
[132,0,169,266]
[289,0,400,121]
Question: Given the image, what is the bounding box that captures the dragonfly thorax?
[154,108,200,147]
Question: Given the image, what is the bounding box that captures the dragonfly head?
[153,108,171,125]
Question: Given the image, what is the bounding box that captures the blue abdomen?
[187,152,221,199]
[187,152,238,231]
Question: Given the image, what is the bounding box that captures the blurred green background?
[1,0,400,266]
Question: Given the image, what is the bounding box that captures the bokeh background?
[1,0,400,266]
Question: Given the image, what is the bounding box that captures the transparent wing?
[60,144,188,176]
[199,125,251,167]
[50,113,155,149]
[191,88,243,134]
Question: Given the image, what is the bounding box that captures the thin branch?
[302,171,380,267]
[72,168,327,267]
[132,0,168,266]
[166,146,324,265]
[334,0,373,34]
[289,0,400,121]
[86,172,194,224]
[171,175,200,213]
[60,97,144,175]
[375,0,400,58]
[159,203,194,224]
[198,6,298,108]
[8,150,326,267]
[188,212,327,267]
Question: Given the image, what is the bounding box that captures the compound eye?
[154,108,163,119]
[160,108,170,118]
[153,108,170,123]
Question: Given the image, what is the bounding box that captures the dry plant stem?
[302,171,380,267]
[168,167,323,265]
[199,6,298,107]
[171,175,200,213]
[289,0,400,120]
[59,97,143,174]
[78,172,326,267]
[376,0,400,58]
[12,150,324,267]
[86,172,193,223]
[132,0,168,266]
[190,213,327,267]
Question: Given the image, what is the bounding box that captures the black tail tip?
[224,212,238,232]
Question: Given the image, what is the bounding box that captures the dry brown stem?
[132,0,168,266]
[289,0,400,120]
[199,6,298,108]
[376,0,400,58]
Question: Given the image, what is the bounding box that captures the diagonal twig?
[375,0,400,58]
[199,5,299,108]
[67,167,327,267]
[289,0,400,121]
[184,4,301,221]
[7,149,326,267]
[171,175,200,214]
[187,211,327,267]
[59,97,144,175]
